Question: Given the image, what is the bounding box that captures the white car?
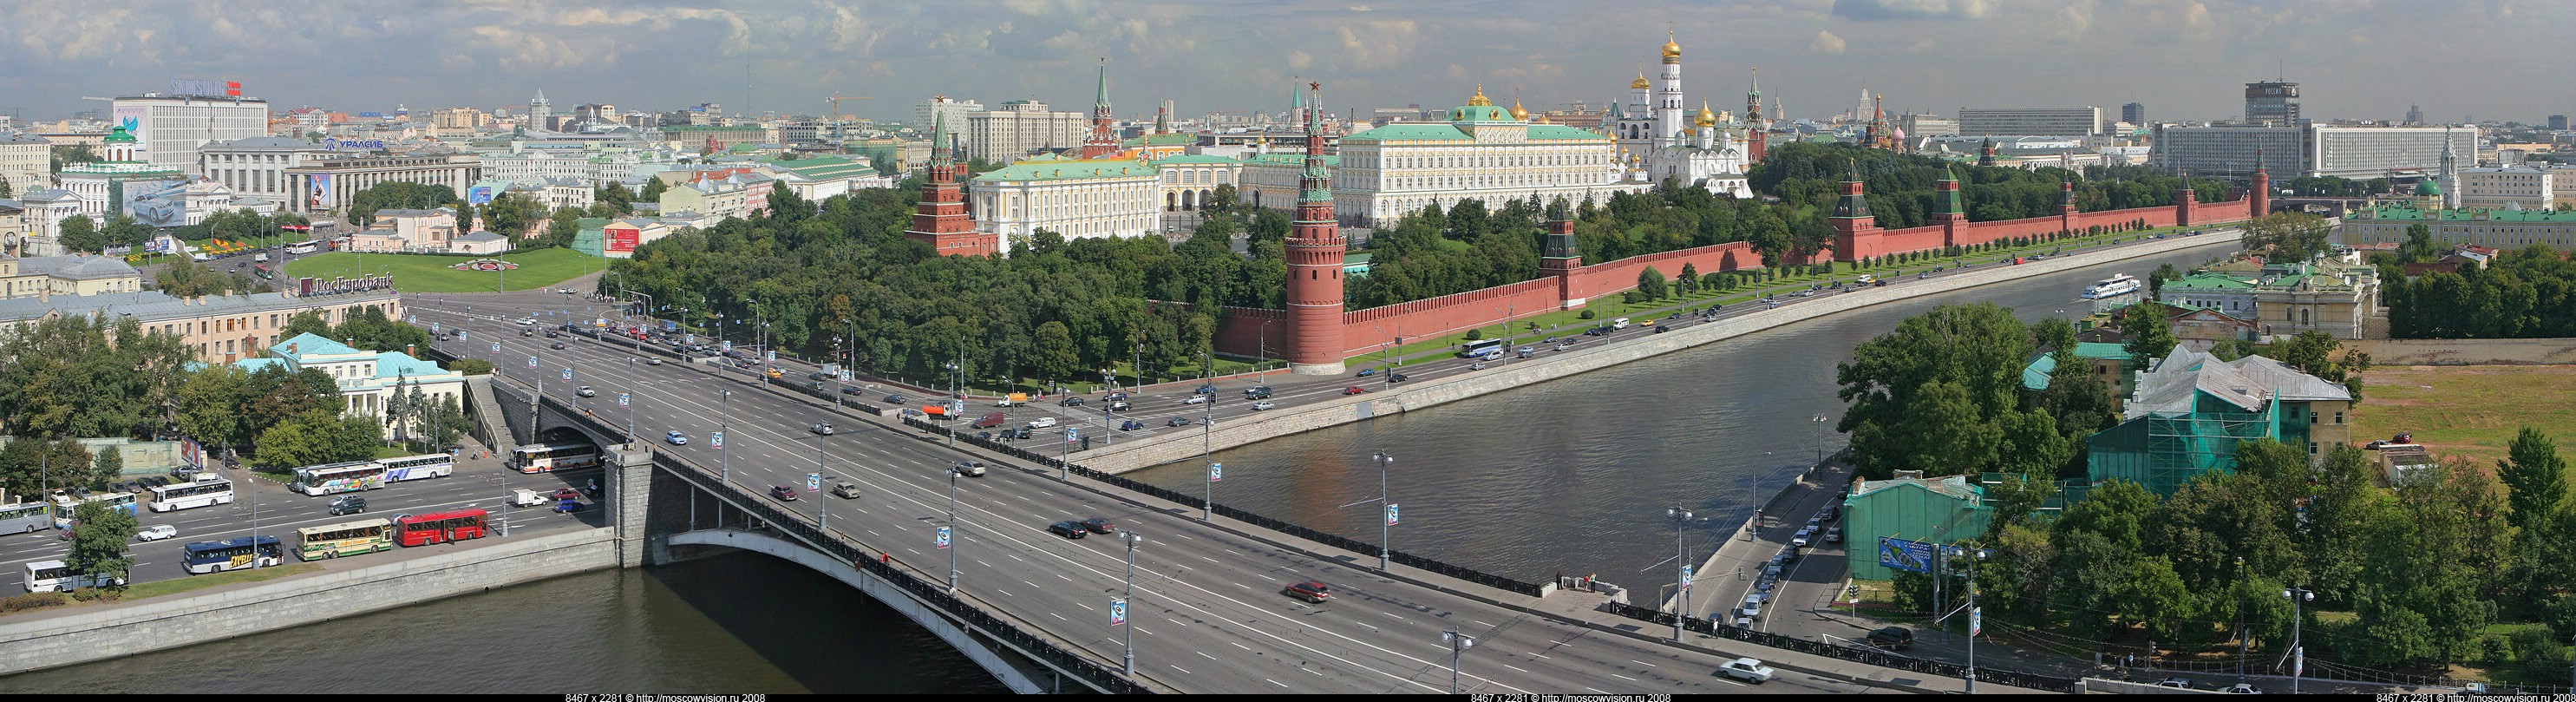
[2221,684,2263,694]
[1183,395,1209,404]
[1719,658,1775,684]
[516,318,539,326]
[1738,602,1762,620]
[1791,528,1813,548]
[1027,417,1059,430]
[137,524,179,541]
[1252,400,1277,410]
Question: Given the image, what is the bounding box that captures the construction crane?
[825,93,873,121]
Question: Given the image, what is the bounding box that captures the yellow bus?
[296,518,394,561]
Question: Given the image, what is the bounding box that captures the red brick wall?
[1333,278,1559,358]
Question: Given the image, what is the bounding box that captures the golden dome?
[1695,100,1717,128]
[1662,30,1680,59]
[1534,114,1552,124]
[1510,98,1529,121]
[1466,83,1492,107]
[1631,73,1651,89]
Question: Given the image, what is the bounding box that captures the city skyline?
[7,1,2568,125]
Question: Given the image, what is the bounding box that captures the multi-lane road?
[411,288,1888,694]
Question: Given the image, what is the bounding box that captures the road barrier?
[1600,601,2081,693]
[897,417,1548,597]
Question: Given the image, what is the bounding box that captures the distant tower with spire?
[1830,160,1880,263]
[1744,67,1767,163]
[1081,58,1120,159]
[1655,28,1685,148]
[1283,81,1347,376]
[529,89,552,130]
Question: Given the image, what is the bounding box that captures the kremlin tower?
[1283,82,1347,376]
[1081,57,1120,159]
[1744,68,1767,164]
[904,115,997,257]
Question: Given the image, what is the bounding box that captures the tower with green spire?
[1933,163,1967,246]
[1830,159,1879,263]
[1081,57,1120,159]
[905,115,994,256]
[1283,81,1346,376]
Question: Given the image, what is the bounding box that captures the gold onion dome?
[1696,100,1717,128]
[1467,83,1493,107]
[1662,31,1680,59]
[1631,73,1651,89]
[1510,98,1529,121]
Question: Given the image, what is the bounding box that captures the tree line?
[2383,240,2576,338]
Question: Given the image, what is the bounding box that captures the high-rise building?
[1956,107,2102,136]
[2152,123,2476,180]
[2550,115,2569,131]
[111,91,271,176]
[2244,81,2300,125]
[528,89,552,131]
[964,100,1085,165]
[2405,104,2425,126]
[2122,102,2147,127]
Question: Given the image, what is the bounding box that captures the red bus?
[394,509,490,546]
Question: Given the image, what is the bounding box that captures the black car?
[1866,627,1914,650]
[549,341,567,350]
[1120,420,1146,431]
[808,371,830,382]
[1167,417,1191,427]
[1387,372,1409,383]
[1060,397,1086,407]
[885,394,907,403]
[974,431,992,442]
[1243,386,1273,399]
[1047,521,1089,539]
[840,385,863,395]
[1010,427,1032,440]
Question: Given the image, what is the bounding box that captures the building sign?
[113,105,147,145]
[1877,537,1935,574]
[466,185,497,205]
[307,173,332,211]
[606,226,640,254]
[322,138,387,152]
[449,259,520,272]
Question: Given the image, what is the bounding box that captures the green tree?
[101,214,154,248]
[89,446,123,490]
[481,194,546,241]
[1836,303,2034,479]
[639,177,669,203]
[2396,222,2440,263]
[175,364,251,454]
[595,181,636,215]
[422,395,472,450]
[541,207,583,249]
[0,178,12,198]
[2498,426,2568,533]
[2239,212,2335,262]
[1636,265,1669,300]
[2120,302,2179,361]
[58,215,105,253]
[449,358,494,376]
[49,143,100,173]
[1033,321,1082,383]
[2148,262,2181,297]
[65,499,139,593]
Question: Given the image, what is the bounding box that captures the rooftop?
[2356,202,2576,222]
[974,155,1157,182]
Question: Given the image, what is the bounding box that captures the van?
[254,253,271,263]
[1611,318,1631,330]
[972,412,1008,429]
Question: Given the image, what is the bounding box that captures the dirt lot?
[2352,364,2576,468]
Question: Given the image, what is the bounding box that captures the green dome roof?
[2414,180,2442,196]
[102,126,137,143]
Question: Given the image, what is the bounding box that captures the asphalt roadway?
[412,287,1896,695]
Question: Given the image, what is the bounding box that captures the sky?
[8,0,2570,127]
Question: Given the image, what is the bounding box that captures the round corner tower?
[1284,81,1347,376]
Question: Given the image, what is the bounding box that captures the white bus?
[1456,338,1505,359]
[147,475,235,512]
[49,491,139,530]
[291,460,386,496]
[376,453,455,482]
[0,502,49,535]
[284,240,320,255]
[511,442,599,474]
[21,560,122,593]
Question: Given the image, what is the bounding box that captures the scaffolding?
[2087,392,2285,495]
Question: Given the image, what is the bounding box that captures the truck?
[997,393,1029,407]
[511,489,549,508]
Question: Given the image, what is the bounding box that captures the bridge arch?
[667,529,1046,692]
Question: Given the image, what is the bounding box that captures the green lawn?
[107,563,324,602]
[282,247,605,293]
[2353,365,2576,469]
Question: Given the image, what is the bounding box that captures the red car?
[1344,385,1369,395]
[551,488,582,502]
[769,485,799,502]
[1284,581,1332,603]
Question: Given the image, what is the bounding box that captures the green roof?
[2357,202,2576,222]
[2022,353,2059,391]
[1124,134,1195,147]
[1344,124,1474,141]
[770,154,877,180]
[1242,153,1339,167]
[2162,272,2255,291]
[2413,180,2442,196]
[973,156,1157,182]
[1448,105,1514,122]
[1525,124,1612,141]
[2074,342,2135,360]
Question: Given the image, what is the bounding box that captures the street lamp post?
[1810,415,1829,466]
[815,429,830,534]
[1200,351,1215,522]
[1373,450,1395,571]
[2284,586,2315,694]
[624,356,637,446]
[945,467,962,591]
[719,388,732,485]
[1121,531,1141,675]
[1669,506,1694,642]
[1257,319,1272,376]
[1443,629,1476,693]
[1965,547,1986,693]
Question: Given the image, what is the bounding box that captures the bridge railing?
[899,417,1548,598]
[1598,602,2079,692]
[646,449,1152,695]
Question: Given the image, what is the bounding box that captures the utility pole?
[2285,585,2315,694]
[1200,351,1214,522]
[1121,531,1141,675]
[1669,506,1694,642]
[1442,628,1476,693]
[1374,450,1396,571]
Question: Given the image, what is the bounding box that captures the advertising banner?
[467,185,497,205]
[308,173,332,211]
[113,105,147,144]
[1877,537,1935,574]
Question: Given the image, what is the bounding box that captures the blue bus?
[182,535,284,574]
[50,491,140,530]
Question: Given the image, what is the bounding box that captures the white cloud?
[1809,30,1847,55]
[1906,38,1937,53]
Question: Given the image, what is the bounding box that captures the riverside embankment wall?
[0,528,616,675]
[1069,233,2240,474]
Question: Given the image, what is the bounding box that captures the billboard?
[606,226,640,254]
[113,105,147,145]
[1877,537,1935,574]
[308,173,332,211]
[467,185,497,205]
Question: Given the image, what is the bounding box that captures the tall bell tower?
[1283,82,1347,376]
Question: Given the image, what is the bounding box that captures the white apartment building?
[2456,166,2554,210]
[112,94,270,175]
[199,136,334,204]
[917,95,985,135]
[1957,107,2103,136]
[284,154,481,215]
[0,133,49,197]
[965,101,1087,165]
[968,154,1161,254]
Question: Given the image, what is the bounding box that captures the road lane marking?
[1504,664,1529,672]
[1612,673,1638,681]
[1049,613,1065,620]
[1527,653,1549,659]
[1232,642,1251,651]
[1267,679,1287,688]
[997,588,1014,597]
[1631,659,1657,667]
[1169,664,1190,674]
[1197,651,1216,660]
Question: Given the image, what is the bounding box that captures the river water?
[0,243,2224,693]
